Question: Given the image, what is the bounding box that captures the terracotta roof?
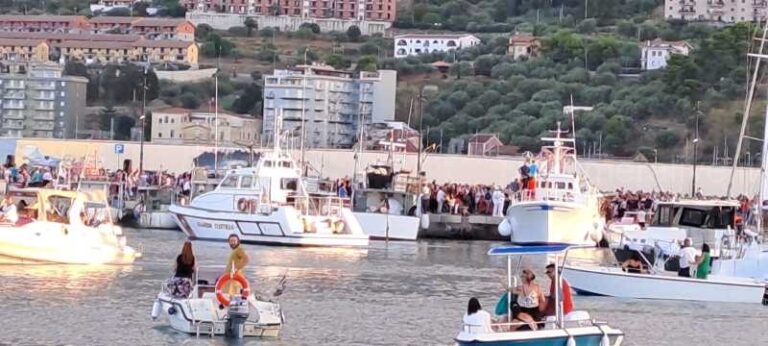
[133,18,189,27]
[468,133,501,144]
[54,40,130,49]
[509,34,538,44]
[0,15,86,23]
[0,31,140,42]
[89,16,139,24]
[0,38,47,46]
[431,61,452,67]
[133,40,194,49]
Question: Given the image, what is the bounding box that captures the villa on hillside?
[508,33,540,60]
[393,33,480,58]
[640,39,693,70]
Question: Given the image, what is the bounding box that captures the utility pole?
[139,67,147,174]
[692,102,701,196]
[416,87,424,176]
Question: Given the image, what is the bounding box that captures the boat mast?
[758,106,768,233]
[727,22,768,198]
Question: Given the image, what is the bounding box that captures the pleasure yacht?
[0,189,140,264]
[498,123,604,245]
[169,149,368,247]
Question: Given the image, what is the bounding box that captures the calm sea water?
[0,229,765,346]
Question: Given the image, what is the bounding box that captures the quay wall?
[2,138,759,196]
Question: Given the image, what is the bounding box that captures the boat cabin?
[214,152,302,204]
[7,189,113,226]
[647,200,738,257]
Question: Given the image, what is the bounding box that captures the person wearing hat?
[0,195,17,223]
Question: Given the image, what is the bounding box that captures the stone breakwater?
[1,138,758,196]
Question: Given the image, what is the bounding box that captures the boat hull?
[353,212,420,241]
[563,265,767,304]
[0,222,139,265]
[138,211,179,230]
[502,201,603,245]
[456,327,623,346]
[170,205,369,247]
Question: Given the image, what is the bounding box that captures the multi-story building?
[183,0,395,20]
[640,39,693,70]
[90,0,136,14]
[508,33,540,60]
[665,0,768,22]
[0,15,195,41]
[262,64,396,148]
[393,34,480,58]
[0,63,88,139]
[150,107,262,146]
[0,15,91,33]
[0,38,50,63]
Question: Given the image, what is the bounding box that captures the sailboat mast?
[727,22,768,198]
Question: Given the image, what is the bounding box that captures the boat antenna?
[727,21,768,198]
[569,94,578,160]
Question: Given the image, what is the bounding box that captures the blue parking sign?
[114,144,124,154]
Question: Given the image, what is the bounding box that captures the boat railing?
[513,188,580,203]
[462,317,600,334]
[293,195,346,218]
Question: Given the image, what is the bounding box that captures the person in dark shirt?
[175,241,196,279]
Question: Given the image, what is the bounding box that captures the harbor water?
[0,229,765,346]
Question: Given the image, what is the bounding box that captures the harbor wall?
[2,138,760,196]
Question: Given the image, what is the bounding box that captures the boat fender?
[151,300,161,320]
[600,332,610,346]
[167,306,177,316]
[215,272,251,306]
[420,214,429,229]
[566,336,576,346]
[498,219,512,237]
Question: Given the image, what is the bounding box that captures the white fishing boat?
[563,264,767,304]
[455,243,624,346]
[498,123,604,245]
[0,189,140,264]
[169,145,368,247]
[151,266,284,338]
[352,164,422,241]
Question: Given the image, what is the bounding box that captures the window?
[281,178,297,191]
[170,130,175,138]
[240,175,253,188]
[679,208,707,228]
[220,175,239,188]
[653,205,673,226]
[158,132,162,138]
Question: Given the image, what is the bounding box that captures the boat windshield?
[653,204,735,228]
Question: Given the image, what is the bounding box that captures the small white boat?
[455,243,624,346]
[170,150,368,247]
[0,189,140,264]
[152,267,284,338]
[563,264,768,304]
[499,123,604,245]
[126,187,179,230]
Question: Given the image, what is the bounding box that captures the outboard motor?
[225,295,250,338]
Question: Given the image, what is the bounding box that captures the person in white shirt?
[436,187,446,214]
[463,297,493,334]
[677,238,699,277]
[387,195,403,215]
[0,195,18,223]
[492,186,505,217]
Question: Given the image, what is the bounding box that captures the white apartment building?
[151,107,261,146]
[262,64,397,148]
[665,0,768,22]
[640,39,693,70]
[393,33,480,58]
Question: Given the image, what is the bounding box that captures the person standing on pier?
[492,186,504,217]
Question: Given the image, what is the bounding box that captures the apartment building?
[665,0,768,22]
[640,39,693,70]
[183,0,396,21]
[0,63,88,139]
[0,15,195,41]
[55,39,198,66]
[262,64,397,149]
[0,38,50,63]
[393,34,480,58]
[0,15,91,32]
[151,107,262,146]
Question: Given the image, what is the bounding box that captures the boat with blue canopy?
[455,243,624,346]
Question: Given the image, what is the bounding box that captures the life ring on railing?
[214,272,250,306]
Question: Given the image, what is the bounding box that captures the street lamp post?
[691,109,700,196]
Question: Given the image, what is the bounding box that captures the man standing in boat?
[677,238,699,278]
[225,234,250,294]
[543,263,573,317]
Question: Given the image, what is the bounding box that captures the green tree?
[244,17,258,36]
[299,22,321,34]
[230,83,263,114]
[346,25,362,42]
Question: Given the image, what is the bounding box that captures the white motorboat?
[151,266,284,338]
[455,243,624,346]
[352,164,422,241]
[126,186,179,230]
[499,123,604,245]
[169,149,368,247]
[563,264,767,304]
[0,189,140,264]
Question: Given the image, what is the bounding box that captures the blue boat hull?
[457,334,611,346]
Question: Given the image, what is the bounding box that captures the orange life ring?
[214,272,250,306]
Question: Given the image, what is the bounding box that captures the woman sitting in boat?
[621,253,646,274]
[167,241,196,298]
[496,269,546,331]
[463,297,493,334]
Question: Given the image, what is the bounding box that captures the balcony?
[708,0,725,7]
[33,92,55,100]
[30,82,56,91]
[4,82,24,90]
[3,91,25,99]
[755,0,767,7]
[3,103,24,110]
[2,122,23,129]
[36,104,55,111]
[679,5,696,13]
[33,113,55,121]
[3,111,24,120]
[31,122,55,130]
